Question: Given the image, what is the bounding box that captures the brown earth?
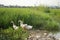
[26,30,58,40]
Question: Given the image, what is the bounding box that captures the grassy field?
[0,7,60,30]
[0,7,60,40]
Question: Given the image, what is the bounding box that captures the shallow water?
[47,32,60,40]
[54,32,60,39]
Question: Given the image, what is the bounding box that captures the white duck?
[18,20,27,29]
[25,25,33,30]
[18,20,33,30]
[11,21,19,30]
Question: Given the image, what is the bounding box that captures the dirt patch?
[27,30,58,40]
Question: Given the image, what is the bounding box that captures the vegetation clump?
[0,27,29,40]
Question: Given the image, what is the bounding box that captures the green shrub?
[44,20,60,31]
[0,27,29,40]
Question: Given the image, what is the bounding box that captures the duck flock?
[11,20,33,30]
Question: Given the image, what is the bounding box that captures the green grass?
[0,7,60,30]
[0,27,29,40]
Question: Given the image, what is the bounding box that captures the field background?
[0,7,60,40]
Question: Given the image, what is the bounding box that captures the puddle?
[54,32,60,39]
[47,32,60,40]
